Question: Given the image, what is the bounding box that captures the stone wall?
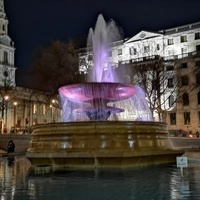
[0,135,31,153]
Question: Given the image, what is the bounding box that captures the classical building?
[79,21,200,134]
[0,0,62,133]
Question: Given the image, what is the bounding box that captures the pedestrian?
[7,140,15,153]
[196,131,199,138]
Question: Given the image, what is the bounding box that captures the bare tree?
[122,55,182,121]
[28,39,84,93]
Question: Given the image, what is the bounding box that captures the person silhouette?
[7,140,15,153]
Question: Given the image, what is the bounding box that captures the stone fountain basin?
[26,121,184,171]
[59,82,135,103]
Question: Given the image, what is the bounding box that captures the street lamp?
[13,101,17,134]
[4,95,9,133]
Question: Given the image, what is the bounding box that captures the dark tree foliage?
[28,39,84,93]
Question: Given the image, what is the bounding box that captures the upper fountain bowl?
[59,82,136,103]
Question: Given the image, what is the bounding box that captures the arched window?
[183,93,189,106]
[196,73,200,85]
[181,75,188,86]
[3,51,8,64]
[198,91,200,104]
[169,95,174,107]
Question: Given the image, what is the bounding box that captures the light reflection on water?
[0,156,200,200]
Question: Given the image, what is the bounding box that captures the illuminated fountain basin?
[27,82,183,170]
[26,121,183,170]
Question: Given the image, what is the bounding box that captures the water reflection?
[0,156,200,200]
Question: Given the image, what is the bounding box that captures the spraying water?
[87,14,122,82]
[59,14,153,122]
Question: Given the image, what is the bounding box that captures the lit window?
[42,104,46,115]
[33,103,37,114]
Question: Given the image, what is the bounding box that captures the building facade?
[0,0,62,133]
[79,21,200,134]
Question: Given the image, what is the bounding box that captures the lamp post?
[13,101,17,134]
[4,95,9,133]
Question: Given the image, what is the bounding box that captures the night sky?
[4,0,200,87]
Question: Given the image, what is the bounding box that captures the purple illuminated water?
[59,14,153,122]
[87,14,122,82]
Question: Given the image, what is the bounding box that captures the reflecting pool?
[0,156,200,200]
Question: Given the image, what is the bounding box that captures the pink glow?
[59,82,135,103]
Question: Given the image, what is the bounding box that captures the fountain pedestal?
[26,121,183,171]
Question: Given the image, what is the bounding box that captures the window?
[183,112,190,125]
[196,45,200,54]
[198,111,200,124]
[170,113,176,125]
[167,38,174,45]
[3,51,8,64]
[166,65,174,71]
[130,47,137,55]
[195,32,200,40]
[144,46,149,53]
[169,95,175,108]
[156,44,160,50]
[183,93,189,106]
[80,58,86,66]
[196,73,200,85]
[180,35,187,43]
[181,47,187,55]
[33,103,37,114]
[181,75,188,86]
[88,54,93,61]
[42,104,46,115]
[180,62,187,68]
[197,91,200,104]
[152,79,158,90]
[129,47,134,55]
[168,78,174,88]
[195,60,200,67]
[133,48,137,55]
[118,49,122,55]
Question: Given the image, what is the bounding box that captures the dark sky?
[4,0,200,87]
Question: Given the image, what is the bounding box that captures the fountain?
[26,14,183,171]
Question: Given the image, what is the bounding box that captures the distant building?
[0,0,15,87]
[0,0,61,133]
[79,20,200,134]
